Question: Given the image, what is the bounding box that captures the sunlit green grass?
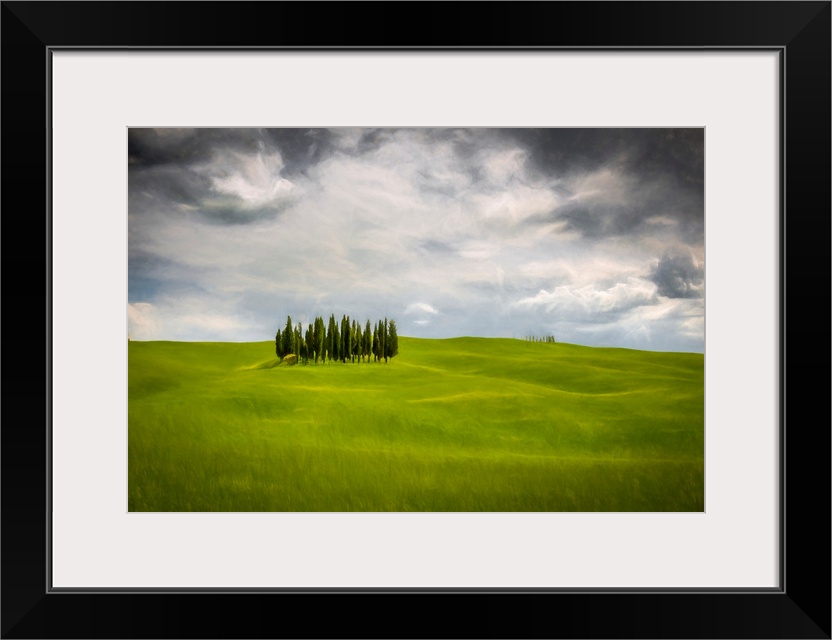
[128,337,703,511]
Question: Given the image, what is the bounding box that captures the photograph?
[128,127,705,512]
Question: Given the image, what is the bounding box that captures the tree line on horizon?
[275,314,398,365]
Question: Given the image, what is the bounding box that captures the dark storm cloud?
[196,199,297,225]
[129,165,213,208]
[504,128,704,243]
[129,162,295,226]
[260,128,336,176]
[128,128,325,226]
[356,128,395,153]
[128,128,337,176]
[500,128,703,187]
[531,182,703,242]
[128,128,261,167]
[498,128,630,175]
[650,252,704,298]
[534,201,639,237]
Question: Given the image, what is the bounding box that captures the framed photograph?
[125,124,707,516]
[3,2,829,638]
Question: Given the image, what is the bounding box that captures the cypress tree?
[328,314,337,363]
[315,319,322,362]
[333,316,340,363]
[338,315,344,362]
[387,319,399,360]
[309,323,315,363]
[344,316,350,363]
[341,315,350,363]
[305,323,314,365]
[347,315,352,362]
[315,316,325,363]
[282,316,294,359]
[275,329,282,358]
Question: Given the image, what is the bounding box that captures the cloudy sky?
[128,128,704,352]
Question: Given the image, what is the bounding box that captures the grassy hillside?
[128,337,703,511]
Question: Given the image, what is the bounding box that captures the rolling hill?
[128,337,704,511]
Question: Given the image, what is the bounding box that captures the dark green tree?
[310,318,318,363]
[304,323,314,365]
[325,314,333,362]
[386,319,399,360]
[314,316,325,363]
[282,316,294,359]
[363,320,372,363]
[352,319,361,362]
[341,315,351,363]
[330,314,340,363]
[274,314,399,365]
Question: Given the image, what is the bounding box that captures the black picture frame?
[2,2,829,638]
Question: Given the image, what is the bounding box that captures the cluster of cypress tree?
[524,335,556,343]
[275,314,398,365]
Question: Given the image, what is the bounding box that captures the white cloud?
[515,277,658,318]
[209,151,295,204]
[457,241,499,260]
[405,302,439,316]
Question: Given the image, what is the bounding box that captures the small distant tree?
[275,329,283,359]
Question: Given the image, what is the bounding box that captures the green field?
[128,337,704,512]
